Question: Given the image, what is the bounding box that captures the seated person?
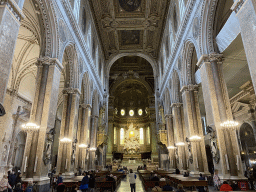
[220,181,233,191]
[199,173,205,180]
[183,171,189,177]
[151,174,160,181]
[152,182,162,192]
[175,168,180,174]
[56,184,65,192]
[160,176,166,181]
[176,184,185,192]
[162,181,173,191]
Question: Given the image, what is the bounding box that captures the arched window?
[114,127,117,144]
[147,127,150,144]
[138,109,143,116]
[129,110,134,116]
[120,128,124,144]
[140,128,144,144]
[121,109,125,116]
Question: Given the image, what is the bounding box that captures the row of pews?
[62,171,125,192]
[138,170,208,191]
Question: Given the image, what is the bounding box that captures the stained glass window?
[129,110,134,116]
[114,127,117,144]
[147,127,150,144]
[120,128,124,144]
[140,128,144,144]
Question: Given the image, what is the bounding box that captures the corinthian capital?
[180,84,199,93]
[62,88,81,95]
[37,57,63,71]
[171,103,182,108]
[208,53,223,62]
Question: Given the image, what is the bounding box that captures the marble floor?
[115,173,146,192]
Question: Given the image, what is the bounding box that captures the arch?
[35,0,58,58]
[106,53,158,78]
[60,42,79,88]
[182,40,200,86]
[199,0,219,54]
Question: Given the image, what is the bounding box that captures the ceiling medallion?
[119,0,142,12]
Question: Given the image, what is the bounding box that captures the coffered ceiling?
[89,0,170,59]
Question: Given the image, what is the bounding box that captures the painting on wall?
[119,0,142,12]
[120,30,140,46]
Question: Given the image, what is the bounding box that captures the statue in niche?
[207,126,220,164]
[2,145,7,162]
[186,138,193,164]
[71,139,77,164]
[43,128,55,165]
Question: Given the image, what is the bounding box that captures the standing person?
[9,171,16,189]
[198,173,205,192]
[213,170,221,191]
[0,175,12,192]
[80,172,89,192]
[219,181,233,191]
[24,181,33,192]
[14,183,22,192]
[57,173,63,186]
[88,172,95,192]
[128,169,136,192]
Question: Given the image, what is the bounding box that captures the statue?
[43,128,55,165]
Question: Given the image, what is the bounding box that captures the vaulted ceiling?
[89,0,170,59]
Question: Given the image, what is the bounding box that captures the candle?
[225,154,230,170]
[65,159,68,170]
[34,156,38,172]
[24,156,27,172]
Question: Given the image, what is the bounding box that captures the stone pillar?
[181,85,209,176]
[77,104,91,172]
[197,54,244,179]
[165,114,176,171]
[172,103,187,172]
[56,88,80,176]
[89,115,99,170]
[233,0,256,92]
[106,121,114,163]
[21,57,62,189]
[0,0,24,104]
[150,122,158,163]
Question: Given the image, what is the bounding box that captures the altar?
[123,153,141,160]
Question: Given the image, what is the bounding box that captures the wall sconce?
[89,147,97,151]
[176,142,185,146]
[22,122,40,132]
[220,120,239,128]
[60,137,72,143]
[189,135,202,141]
[78,144,88,148]
[167,145,177,149]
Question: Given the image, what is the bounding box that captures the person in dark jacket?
[162,181,173,191]
[14,183,23,192]
[198,173,205,192]
[151,174,160,181]
[80,172,89,192]
[9,171,17,188]
[175,168,180,174]
[57,173,63,185]
[88,172,95,192]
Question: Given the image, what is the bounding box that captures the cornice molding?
[0,0,25,21]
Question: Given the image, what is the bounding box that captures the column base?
[62,172,75,179]
[22,177,50,192]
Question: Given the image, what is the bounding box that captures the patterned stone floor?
[115,173,146,192]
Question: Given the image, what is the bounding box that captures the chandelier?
[220,120,239,129]
[22,122,40,131]
[60,137,72,143]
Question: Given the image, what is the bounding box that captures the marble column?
[165,114,176,171]
[172,103,187,172]
[0,0,24,104]
[181,85,209,175]
[21,57,62,187]
[89,115,99,170]
[106,121,114,163]
[77,104,91,172]
[197,54,244,179]
[56,88,80,176]
[233,0,256,92]
[150,122,158,162]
